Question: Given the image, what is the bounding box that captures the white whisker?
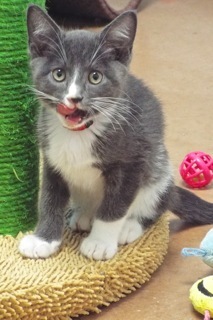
[89,23,116,65]
[90,103,117,133]
[91,97,140,127]
[99,96,141,115]
[91,102,128,134]
[44,20,67,62]
[90,48,113,65]
[38,33,67,63]
[28,86,60,103]
[118,89,141,110]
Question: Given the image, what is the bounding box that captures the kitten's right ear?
[27,5,61,58]
[99,11,137,65]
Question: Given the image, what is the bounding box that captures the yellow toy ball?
[190,276,213,319]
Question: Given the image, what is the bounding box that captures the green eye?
[88,71,103,85]
[52,68,66,82]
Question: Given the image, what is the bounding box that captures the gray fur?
[27,5,213,246]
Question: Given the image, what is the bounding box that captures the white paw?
[69,211,92,232]
[118,219,144,245]
[80,236,118,260]
[19,234,61,259]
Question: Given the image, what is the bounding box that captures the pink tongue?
[57,103,82,124]
[66,113,82,124]
[57,103,76,116]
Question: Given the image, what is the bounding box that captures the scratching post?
[0,0,44,236]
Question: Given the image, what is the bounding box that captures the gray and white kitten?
[19,5,213,260]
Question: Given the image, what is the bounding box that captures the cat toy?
[182,228,213,319]
[179,151,213,188]
[189,277,213,320]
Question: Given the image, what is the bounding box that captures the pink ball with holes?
[179,151,213,188]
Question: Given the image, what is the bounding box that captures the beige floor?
[78,0,213,319]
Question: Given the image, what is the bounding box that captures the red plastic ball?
[179,151,213,188]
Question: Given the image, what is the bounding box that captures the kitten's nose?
[67,96,83,104]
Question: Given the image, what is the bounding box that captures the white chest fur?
[45,113,104,194]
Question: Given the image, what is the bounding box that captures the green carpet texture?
[0,0,45,236]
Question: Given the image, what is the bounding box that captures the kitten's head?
[27,5,137,131]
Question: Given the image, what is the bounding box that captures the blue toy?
[182,228,213,267]
[182,228,213,319]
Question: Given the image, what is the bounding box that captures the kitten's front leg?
[80,167,139,260]
[80,218,126,260]
[19,162,70,259]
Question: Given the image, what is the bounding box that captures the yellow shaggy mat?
[0,215,169,320]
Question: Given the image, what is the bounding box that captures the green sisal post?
[0,0,45,236]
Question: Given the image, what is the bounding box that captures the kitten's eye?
[88,71,103,85]
[52,68,66,82]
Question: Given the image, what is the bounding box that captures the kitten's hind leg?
[118,218,144,245]
[68,208,93,232]
[68,189,101,232]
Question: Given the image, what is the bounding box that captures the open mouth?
[65,108,88,124]
[56,103,93,131]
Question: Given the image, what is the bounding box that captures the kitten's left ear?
[27,5,62,58]
[100,11,137,65]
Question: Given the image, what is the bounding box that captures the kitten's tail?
[168,186,213,225]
